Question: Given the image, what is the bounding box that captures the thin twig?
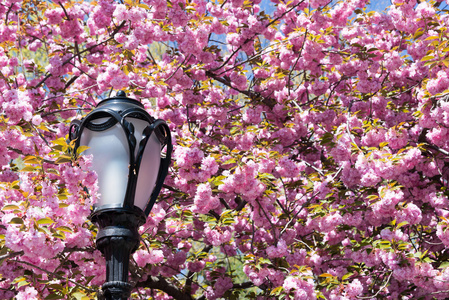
[37,21,127,88]
[165,55,190,82]
[41,107,91,117]
[357,272,392,299]
[15,260,97,293]
[0,251,24,261]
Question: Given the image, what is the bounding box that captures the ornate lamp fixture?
[69,91,172,300]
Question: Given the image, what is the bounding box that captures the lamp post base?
[97,227,139,300]
[102,281,132,300]
[97,228,139,300]
[93,209,145,300]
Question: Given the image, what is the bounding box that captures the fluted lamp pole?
[69,91,172,300]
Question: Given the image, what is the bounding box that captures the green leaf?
[17,280,30,288]
[423,257,435,263]
[55,156,72,164]
[52,138,68,147]
[12,276,27,284]
[20,166,37,172]
[2,204,20,211]
[138,3,150,9]
[211,179,224,186]
[367,195,378,201]
[259,258,271,264]
[270,286,284,296]
[9,217,24,225]
[396,221,409,229]
[51,145,65,152]
[259,173,276,180]
[52,232,66,239]
[46,169,60,175]
[23,156,41,164]
[45,294,65,300]
[56,226,73,233]
[223,158,236,164]
[37,217,55,225]
[413,28,425,39]
[397,242,409,250]
[37,123,50,132]
[72,292,90,300]
[421,55,435,62]
[48,284,64,290]
[76,145,90,155]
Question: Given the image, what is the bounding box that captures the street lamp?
[69,91,172,300]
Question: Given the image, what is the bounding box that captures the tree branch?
[0,251,23,261]
[135,276,193,300]
[15,260,97,293]
[36,21,127,88]
[205,70,276,108]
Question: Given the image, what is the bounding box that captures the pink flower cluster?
[193,183,220,214]
[97,63,130,91]
[266,239,288,258]
[283,276,316,299]
[427,71,449,95]
[220,160,265,203]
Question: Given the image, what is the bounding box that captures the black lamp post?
[69,91,172,300]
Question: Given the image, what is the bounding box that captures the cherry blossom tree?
[2,0,449,299]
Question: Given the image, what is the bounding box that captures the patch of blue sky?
[207,0,400,71]
[259,0,276,14]
[366,0,391,12]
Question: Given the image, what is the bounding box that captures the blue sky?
[209,0,394,54]
[366,0,391,12]
[259,0,393,16]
